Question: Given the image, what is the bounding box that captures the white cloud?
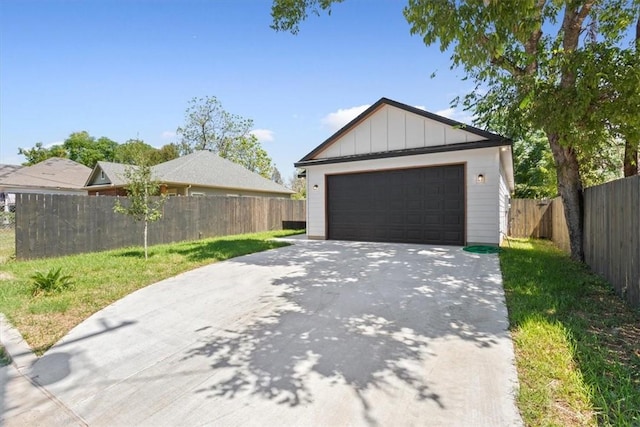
[250,129,275,143]
[321,104,370,132]
[435,107,475,125]
[161,131,176,139]
[413,105,426,111]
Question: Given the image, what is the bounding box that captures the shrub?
[31,267,74,296]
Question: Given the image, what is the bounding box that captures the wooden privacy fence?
[15,194,306,260]
[509,175,640,308]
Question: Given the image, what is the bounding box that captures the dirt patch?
[0,271,15,280]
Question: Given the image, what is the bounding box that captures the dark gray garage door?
[327,165,465,245]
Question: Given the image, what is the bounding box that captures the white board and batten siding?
[317,104,486,159]
[498,158,512,244]
[303,100,514,246]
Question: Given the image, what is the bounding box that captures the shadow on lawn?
[115,239,290,262]
[182,240,513,423]
[166,238,289,262]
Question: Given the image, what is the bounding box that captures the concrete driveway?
[5,239,522,426]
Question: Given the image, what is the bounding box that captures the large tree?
[176,96,275,179]
[63,131,118,167]
[114,139,180,166]
[271,0,640,261]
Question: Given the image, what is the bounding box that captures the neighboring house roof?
[0,158,91,190]
[85,151,293,195]
[0,164,23,181]
[296,97,512,167]
[85,161,131,187]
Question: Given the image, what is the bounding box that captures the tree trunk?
[547,132,584,261]
[624,142,639,177]
[144,219,148,260]
[624,15,640,177]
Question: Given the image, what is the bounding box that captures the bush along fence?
[509,175,640,308]
[15,194,306,260]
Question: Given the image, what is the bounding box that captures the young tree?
[113,162,166,260]
[271,0,640,261]
[176,96,276,177]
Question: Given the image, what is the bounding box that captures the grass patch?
[0,228,15,263]
[0,230,302,354]
[500,238,640,426]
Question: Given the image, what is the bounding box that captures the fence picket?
[15,195,305,260]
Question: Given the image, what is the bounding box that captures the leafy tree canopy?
[271,0,640,261]
[176,96,275,178]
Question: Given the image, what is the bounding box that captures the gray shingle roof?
[87,161,135,187]
[0,158,91,190]
[0,164,23,180]
[85,151,292,195]
[152,151,292,194]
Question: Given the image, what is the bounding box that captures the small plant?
[31,267,74,296]
[0,345,11,367]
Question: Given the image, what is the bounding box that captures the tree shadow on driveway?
[182,240,512,423]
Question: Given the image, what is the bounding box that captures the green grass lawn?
[500,239,640,427]
[0,230,302,354]
[0,228,15,264]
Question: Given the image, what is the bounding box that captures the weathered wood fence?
[15,194,306,260]
[509,175,640,308]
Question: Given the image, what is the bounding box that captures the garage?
[296,97,514,246]
[327,165,465,245]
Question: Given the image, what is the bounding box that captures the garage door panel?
[327,165,465,245]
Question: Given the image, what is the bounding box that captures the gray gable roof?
[0,164,23,180]
[0,158,91,190]
[85,151,292,195]
[85,161,135,187]
[152,151,292,194]
[297,97,511,166]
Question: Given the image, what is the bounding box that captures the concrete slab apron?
[28,241,523,426]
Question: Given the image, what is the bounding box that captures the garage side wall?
[498,162,511,244]
[305,147,501,245]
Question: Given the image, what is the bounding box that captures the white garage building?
[296,98,515,246]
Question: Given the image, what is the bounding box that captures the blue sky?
[0,0,472,180]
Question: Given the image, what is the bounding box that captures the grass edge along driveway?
[0,230,302,355]
[500,238,640,427]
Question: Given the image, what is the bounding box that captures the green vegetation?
[30,267,74,296]
[0,345,10,367]
[0,230,302,354]
[0,229,14,264]
[500,239,640,426]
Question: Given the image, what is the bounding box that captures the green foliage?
[225,134,274,179]
[288,170,306,200]
[18,142,68,166]
[0,346,10,367]
[176,96,275,178]
[113,163,166,259]
[63,131,118,168]
[0,229,302,353]
[31,267,74,296]
[114,139,180,166]
[501,239,640,426]
[271,0,345,34]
